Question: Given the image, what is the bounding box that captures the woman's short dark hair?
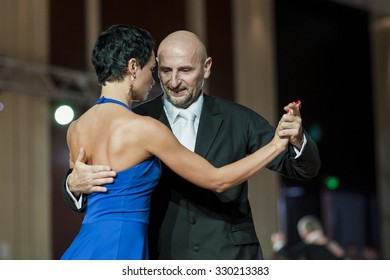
[91,24,155,85]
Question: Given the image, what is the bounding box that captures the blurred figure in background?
[271,215,345,260]
[362,246,379,260]
[344,243,359,260]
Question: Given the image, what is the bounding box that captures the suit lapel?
[158,109,171,129]
[195,95,223,158]
[139,94,221,158]
[139,94,171,129]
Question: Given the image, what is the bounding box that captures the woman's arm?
[140,116,288,193]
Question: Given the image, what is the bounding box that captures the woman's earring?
[128,75,136,98]
[127,83,133,97]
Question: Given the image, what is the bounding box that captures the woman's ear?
[127,58,138,75]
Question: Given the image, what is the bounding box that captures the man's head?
[297,215,323,241]
[157,30,212,108]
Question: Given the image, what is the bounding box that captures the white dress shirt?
[163,94,204,140]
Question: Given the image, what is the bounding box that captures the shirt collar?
[163,93,204,124]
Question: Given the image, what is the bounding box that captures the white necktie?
[177,110,196,151]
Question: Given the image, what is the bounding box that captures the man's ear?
[203,57,212,79]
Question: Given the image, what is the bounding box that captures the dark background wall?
[49,0,86,69]
[274,0,378,253]
[276,0,375,192]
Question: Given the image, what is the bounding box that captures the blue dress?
[61,97,162,260]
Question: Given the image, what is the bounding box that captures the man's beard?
[163,87,200,109]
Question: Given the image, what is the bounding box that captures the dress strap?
[96,96,131,111]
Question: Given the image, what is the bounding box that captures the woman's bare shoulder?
[113,113,167,139]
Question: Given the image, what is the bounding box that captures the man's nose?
[170,72,181,87]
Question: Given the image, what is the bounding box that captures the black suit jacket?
[62,93,321,260]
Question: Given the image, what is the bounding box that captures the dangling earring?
[127,75,135,98]
[127,83,133,97]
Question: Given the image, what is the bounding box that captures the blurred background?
[0,0,389,260]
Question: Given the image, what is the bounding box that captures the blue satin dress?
[61,97,162,260]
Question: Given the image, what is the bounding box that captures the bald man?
[63,30,321,260]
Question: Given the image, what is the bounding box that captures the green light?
[326,176,340,190]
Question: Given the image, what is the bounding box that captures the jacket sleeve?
[246,108,321,180]
[290,131,321,180]
[61,169,87,213]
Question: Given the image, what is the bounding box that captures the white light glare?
[55,105,74,125]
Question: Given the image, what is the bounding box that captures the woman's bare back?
[67,103,152,172]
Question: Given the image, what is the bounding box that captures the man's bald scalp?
[158,30,207,61]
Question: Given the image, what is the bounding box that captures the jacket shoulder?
[203,94,267,120]
[132,94,163,117]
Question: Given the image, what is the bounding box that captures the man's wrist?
[293,135,304,150]
[293,134,307,158]
[65,175,84,209]
[67,173,81,198]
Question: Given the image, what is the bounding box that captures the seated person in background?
[271,215,345,260]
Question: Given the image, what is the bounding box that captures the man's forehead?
[158,52,197,68]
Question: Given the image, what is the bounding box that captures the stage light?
[325,176,340,190]
[308,123,322,142]
[54,105,74,125]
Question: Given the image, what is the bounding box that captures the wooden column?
[371,14,390,260]
[0,0,50,259]
[232,0,279,259]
